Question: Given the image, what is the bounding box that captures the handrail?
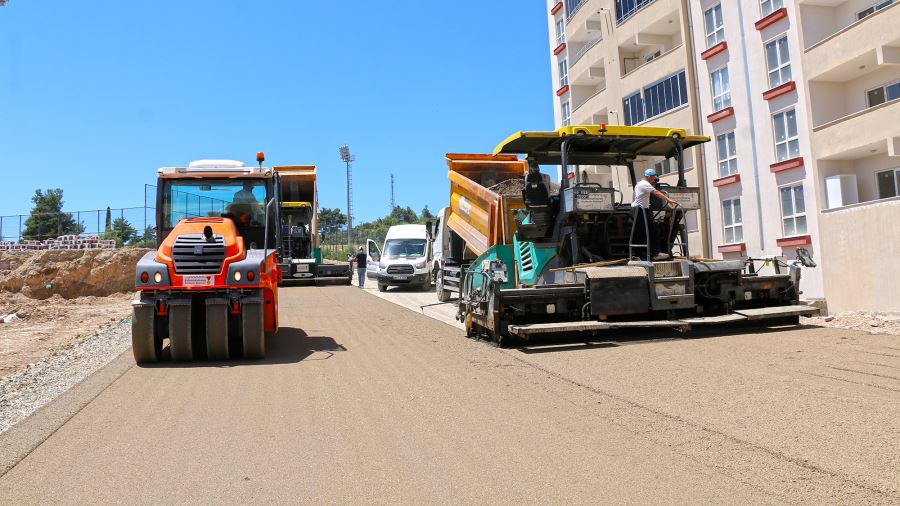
[571,32,604,65]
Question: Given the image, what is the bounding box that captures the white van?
[366,224,432,292]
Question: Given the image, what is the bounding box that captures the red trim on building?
[551,2,564,15]
[770,156,804,173]
[755,7,787,30]
[776,235,812,248]
[762,81,796,100]
[707,107,734,123]
[556,84,570,97]
[700,41,728,60]
[718,243,746,254]
[713,174,741,187]
[553,42,567,55]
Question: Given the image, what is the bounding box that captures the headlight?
[153,272,162,283]
[233,271,242,282]
[415,260,427,269]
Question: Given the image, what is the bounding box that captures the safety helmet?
[644,168,658,177]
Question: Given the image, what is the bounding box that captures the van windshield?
[383,239,426,259]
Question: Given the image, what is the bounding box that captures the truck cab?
[367,224,432,292]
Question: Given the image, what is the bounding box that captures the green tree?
[420,206,435,222]
[22,189,85,240]
[318,207,347,246]
[104,217,137,247]
[129,226,157,248]
[104,207,112,232]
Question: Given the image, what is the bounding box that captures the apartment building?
[548,0,900,308]
[545,0,709,255]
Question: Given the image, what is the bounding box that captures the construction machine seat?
[522,173,551,207]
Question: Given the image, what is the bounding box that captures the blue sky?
[0,0,553,227]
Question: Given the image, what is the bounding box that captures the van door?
[366,239,381,279]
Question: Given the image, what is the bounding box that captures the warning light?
[256,151,265,167]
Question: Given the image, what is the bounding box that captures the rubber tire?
[169,303,193,362]
[436,271,451,302]
[242,301,265,360]
[205,302,229,361]
[378,283,388,292]
[132,302,160,363]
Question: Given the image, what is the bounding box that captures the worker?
[233,181,258,204]
[354,245,368,288]
[631,168,678,261]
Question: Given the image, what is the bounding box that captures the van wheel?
[378,283,388,292]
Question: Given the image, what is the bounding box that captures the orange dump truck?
[432,154,528,301]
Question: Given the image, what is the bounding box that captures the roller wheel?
[131,298,161,363]
[242,301,265,360]
[205,300,229,361]
[169,302,194,362]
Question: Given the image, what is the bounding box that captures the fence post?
[18,215,22,243]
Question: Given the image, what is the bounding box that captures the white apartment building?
[546,0,710,255]
[549,0,900,308]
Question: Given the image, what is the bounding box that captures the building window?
[652,158,674,176]
[773,109,799,162]
[643,70,689,121]
[876,168,900,199]
[623,92,645,126]
[723,198,743,244]
[567,0,586,17]
[559,59,569,88]
[779,184,807,237]
[760,0,784,17]
[615,0,655,24]
[866,80,900,107]
[710,67,731,112]
[561,101,571,127]
[704,4,725,48]
[716,131,738,177]
[556,19,565,45]
[858,0,895,20]
[765,35,791,89]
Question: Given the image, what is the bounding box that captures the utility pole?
[390,173,395,211]
[339,145,354,248]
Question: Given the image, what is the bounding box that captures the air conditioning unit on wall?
[825,175,859,209]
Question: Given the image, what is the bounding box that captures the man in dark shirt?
[354,246,368,288]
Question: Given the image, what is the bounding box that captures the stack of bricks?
[0,235,116,251]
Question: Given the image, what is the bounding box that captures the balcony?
[572,86,608,119]
[616,6,683,77]
[565,0,605,42]
[801,2,900,82]
[570,44,606,87]
[570,31,604,67]
[811,99,900,161]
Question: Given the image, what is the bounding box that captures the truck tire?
[132,300,161,363]
[168,300,193,362]
[436,270,452,302]
[242,300,265,360]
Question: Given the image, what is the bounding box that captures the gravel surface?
[0,319,131,434]
[806,311,900,336]
[488,177,560,197]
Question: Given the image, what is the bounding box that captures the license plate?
[394,275,408,280]
[296,264,309,272]
[183,275,212,286]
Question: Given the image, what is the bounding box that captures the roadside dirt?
[807,311,900,336]
[0,248,149,300]
[0,292,132,379]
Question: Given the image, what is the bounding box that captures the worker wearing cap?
[631,168,678,261]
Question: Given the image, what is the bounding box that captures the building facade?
[546,0,710,256]
[548,0,900,307]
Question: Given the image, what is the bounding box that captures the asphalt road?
[1,285,898,504]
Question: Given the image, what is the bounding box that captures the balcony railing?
[566,0,589,24]
[573,86,607,114]
[571,32,604,66]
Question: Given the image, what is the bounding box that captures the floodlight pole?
[339,145,355,249]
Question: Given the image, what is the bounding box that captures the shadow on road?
[139,327,346,367]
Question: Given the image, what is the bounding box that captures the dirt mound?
[0,248,150,299]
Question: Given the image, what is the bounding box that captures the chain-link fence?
[0,185,157,250]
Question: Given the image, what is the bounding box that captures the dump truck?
[274,165,351,285]
[131,155,281,362]
[432,154,529,302]
[456,125,818,346]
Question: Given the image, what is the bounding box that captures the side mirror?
[426,220,433,238]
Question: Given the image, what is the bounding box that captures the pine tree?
[22,189,85,240]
